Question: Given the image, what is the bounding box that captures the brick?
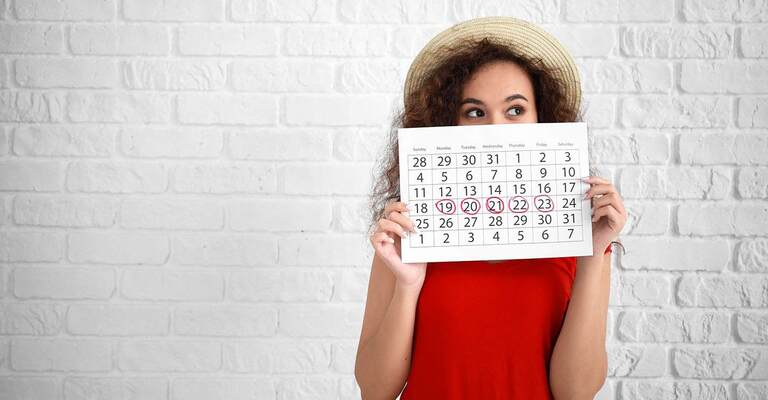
[678,274,768,307]
[581,60,672,93]
[228,269,334,302]
[0,91,64,122]
[340,0,446,22]
[612,273,672,306]
[622,96,730,128]
[620,237,730,271]
[70,24,168,55]
[681,61,768,93]
[618,310,729,343]
[333,128,388,161]
[117,340,220,372]
[67,161,167,193]
[13,195,118,227]
[619,167,730,199]
[673,347,768,379]
[120,127,223,158]
[580,95,615,128]
[13,125,116,157]
[622,202,670,235]
[738,167,768,198]
[15,58,116,88]
[228,198,331,232]
[338,60,404,93]
[121,269,223,301]
[678,203,768,236]
[171,378,275,400]
[741,26,768,58]
[67,305,168,335]
[621,26,732,58]
[738,97,768,127]
[122,60,226,90]
[682,0,768,22]
[590,132,669,164]
[279,304,363,337]
[124,0,223,21]
[392,26,444,57]
[230,0,334,21]
[173,163,276,194]
[64,377,166,400]
[67,92,170,123]
[548,26,617,57]
[0,23,62,53]
[737,383,768,400]
[231,60,333,92]
[68,231,169,265]
[177,93,277,125]
[174,305,277,336]
[606,345,666,377]
[0,377,59,399]
[178,25,277,56]
[680,132,768,165]
[0,303,63,335]
[453,0,559,23]
[229,129,331,161]
[333,198,374,233]
[564,0,618,22]
[121,198,223,230]
[0,231,64,262]
[282,163,373,196]
[275,377,336,400]
[736,311,768,343]
[279,234,371,267]
[737,239,768,272]
[222,340,329,373]
[333,269,370,302]
[284,95,389,126]
[11,339,111,371]
[283,26,388,56]
[0,160,63,191]
[620,381,729,400]
[172,233,277,266]
[14,0,114,20]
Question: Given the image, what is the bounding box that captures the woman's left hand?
[583,175,626,255]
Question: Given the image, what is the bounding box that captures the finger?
[379,217,409,239]
[384,200,409,213]
[584,183,617,199]
[388,210,418,233]
[370,231,395,249]
[592,191,626,214]
[581,175,611,185]
[592,204,623,227]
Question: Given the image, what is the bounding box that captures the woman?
[355,17,627,400]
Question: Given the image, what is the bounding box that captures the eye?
[507,106,524,116]
[466,108,484,118]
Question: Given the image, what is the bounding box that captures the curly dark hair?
[367,37,584,233]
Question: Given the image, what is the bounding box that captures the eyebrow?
[460,94,529,105]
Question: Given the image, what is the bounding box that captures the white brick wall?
[0,0,766,399]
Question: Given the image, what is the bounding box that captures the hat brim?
[403,16,582,115]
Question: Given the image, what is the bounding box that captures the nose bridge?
[489,107,505,124]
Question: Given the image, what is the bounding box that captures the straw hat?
[403,16,582,114]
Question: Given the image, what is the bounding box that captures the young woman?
[355,17,627,400]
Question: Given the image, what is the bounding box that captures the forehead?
[460,60,534,97]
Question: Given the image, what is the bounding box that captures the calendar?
[397,122,593,263]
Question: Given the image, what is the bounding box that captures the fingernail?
[388,237,395,243]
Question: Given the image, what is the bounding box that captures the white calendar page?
[397,122,593,263]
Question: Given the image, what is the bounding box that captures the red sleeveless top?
[400,256,578,400]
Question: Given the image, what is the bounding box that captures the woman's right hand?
[369,200,428,290]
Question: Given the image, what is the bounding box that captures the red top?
[400,255,585,400]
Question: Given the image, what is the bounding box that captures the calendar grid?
[405,149,585,249]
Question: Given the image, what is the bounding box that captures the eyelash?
[465,106,525,118]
